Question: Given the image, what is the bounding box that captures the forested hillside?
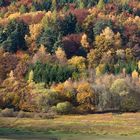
[0,0,140,116]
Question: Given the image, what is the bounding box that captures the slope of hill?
[0,0,140,115]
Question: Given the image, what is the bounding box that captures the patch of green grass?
[0,127,34,136]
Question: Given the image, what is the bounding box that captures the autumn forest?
[0,0,140,117]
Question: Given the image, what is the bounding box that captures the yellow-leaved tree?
[81,33,90,50]
[95,27,121,54]
[55,47,67,64]
[87,49,100,68]
[32,45,51,64]
[138,61,140,71]
[41,11,56,29]
[28,70,34,84]
[132,70,139,79]
[95,64,106,76]
[25,23,43,51]
[68,56,86,72]
[76,82,95,112]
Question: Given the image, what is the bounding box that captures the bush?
[36,90,59,112]
[17,111,34,118]
[17,111,26,118]
[76,82,95,105]
[120,96,138,112]
[1,108,15,117]
[34,111,56,119]
[110,78,130,95]
[56,102,73,114]
[41,113,55,119]
[93,84,113,112]
[75,104,95,114]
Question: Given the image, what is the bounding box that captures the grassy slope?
[0,113,140,136]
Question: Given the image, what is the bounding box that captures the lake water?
[0,134,140,140]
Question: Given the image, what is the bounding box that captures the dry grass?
[0,113,140,135]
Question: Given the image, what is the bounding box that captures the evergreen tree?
[57,13,77,36]
[31,62,76,84]
[19,5,27,14]
[97,0,105,9]
[36,28,58,54]
[0,19,29,52]
[53,34,64,51]
[30,5,36,12]
[52,0,57,11]
[0,0,4,6]
[93,20,113,36]
[28,70,34,83]
[79,0,85,9]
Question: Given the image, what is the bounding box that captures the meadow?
[0,113,140,136]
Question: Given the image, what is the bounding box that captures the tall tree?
[0,20,29,52]
[97,0,105,9]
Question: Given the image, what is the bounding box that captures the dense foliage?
[0,19,29,52]
[0,0,140,115]
[30,62,77,84]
